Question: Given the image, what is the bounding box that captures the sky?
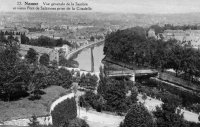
[0,0,200,14]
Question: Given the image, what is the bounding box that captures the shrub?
[28,115,40,127]
[39,53,50,66]
[58,68,73,89]
[123,103,154,127]
[153,103,186,127]
[51,97,77,127]
[81,90,98,109]
[79,73,98,91]
[68,118,89,127]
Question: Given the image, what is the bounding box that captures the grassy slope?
[0,86,67,122]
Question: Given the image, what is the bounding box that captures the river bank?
[103,56,200,93]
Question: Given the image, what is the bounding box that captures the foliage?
[0,43,31,101]
[59,55,79,68]
[142,93,147,103]
[28,70,46,100]
[28,36,72,48]
[57,68,73,88]
[39,53,50,66]
[97,66,107,96]
[79,91,98,108]
[136,81,182,107]
[90,36,95,41]
[101,79,128,113]
[122,103,154,127]
[25,48,38,64]
[21,33,30,44]
[79,73,98,91]
[51,97,77,127]
[68,118,89,127]
[188,104,200,114]
[130,87,138,103]
[28,114,40,127]
[104,27,200,81]
[153,103,186,127]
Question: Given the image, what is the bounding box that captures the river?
[74,44,105,72]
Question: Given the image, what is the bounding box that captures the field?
[0,86,67,122]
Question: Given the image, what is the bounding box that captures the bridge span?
[66,40,104,60]
[107,69,158,82]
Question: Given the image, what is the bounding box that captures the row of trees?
[78,73,98,90]
[104,27,200,81]
[0,31,21,35]
[24,35,72,48]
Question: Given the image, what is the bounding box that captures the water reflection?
[74,44,105,72]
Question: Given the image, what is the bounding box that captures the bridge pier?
[91,47,94,72]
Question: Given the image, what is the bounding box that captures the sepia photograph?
[1,0,200,127]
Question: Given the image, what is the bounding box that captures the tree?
[68,118,89,127]
[0,43,31,101]
[79,73,98,91]
[97,66,107,96]
[51,97,77,127]
[153,103,186,127]
[103,79,128,113]
[142,93,147,104]
[28,115,40,127]
[25,48,38,64]
[50,60,58,68]
[123,103,154,127]
[130,88,138,103]
[90,36,95,41]
[21,33,29,44]
[39,53,50,66]
[58,68,73,88]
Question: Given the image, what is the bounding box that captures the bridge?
[66,40,104,60]
[107,69,158,82]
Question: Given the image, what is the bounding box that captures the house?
[162,29,200,49]
[54,44,70,56]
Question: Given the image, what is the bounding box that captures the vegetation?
[80,67,138,114]
[0,86,67,121]
[39,53,50,66]
[51,97,77,127]
[121,103,154,127]
[0,36,74,121]
[59,55,79,68]
[57,68,73,89]
[153,103,186,127]
[78,73,98,91]
[25,48,38,64]
[25,35,72,48]
[68,118,89,127]
[136,78,200,115]
[0,43,31,101]
[29,115,40,127]
[104,27,200,82]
